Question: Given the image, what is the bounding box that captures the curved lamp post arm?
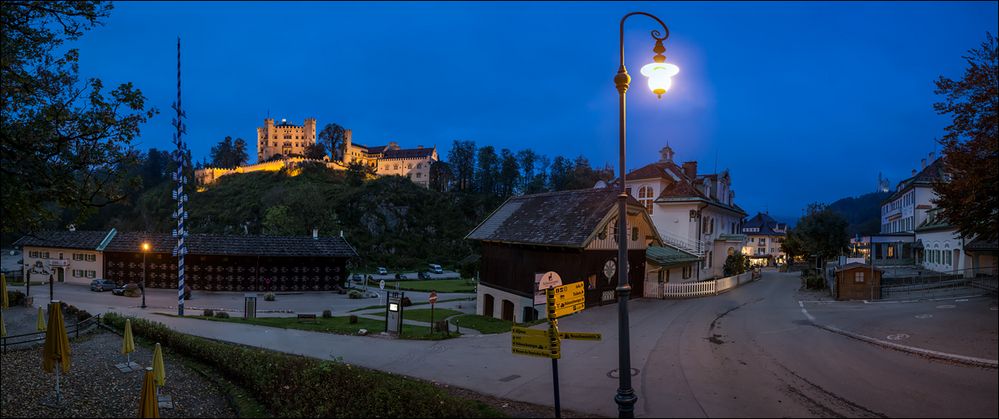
[619,12,670,67]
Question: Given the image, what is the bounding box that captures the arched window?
[638,186,654,214]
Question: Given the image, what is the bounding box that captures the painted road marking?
[936,304,956,309]
[886,333,910,341]
[955,299,969,302]
[798,301,816,322]
[915,314,933,319]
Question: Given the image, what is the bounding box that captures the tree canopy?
[933,33,999,242]
[1,1,156,233]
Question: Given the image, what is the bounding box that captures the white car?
[377,267,388,275]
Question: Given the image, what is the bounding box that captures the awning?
[646,246,700,268]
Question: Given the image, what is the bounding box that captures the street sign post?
[512,278,602,419]
[428,291,438,334]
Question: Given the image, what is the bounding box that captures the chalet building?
[623,145,747,280]
[870,152,943,265]
[13,229,357,292]
[13,229,115,284]
[740,212,788,267]
[466,188,662,323]
[834,263,882,301]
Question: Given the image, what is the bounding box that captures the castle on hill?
[196,117,439,188]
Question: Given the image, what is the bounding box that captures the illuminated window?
[638,186,654,214]
[855,272,865,283]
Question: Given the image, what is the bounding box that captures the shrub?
[264,293,276,301]
[322,310,333,319]
[348,290,362,299]
[348,315,358,324]
[215,311,230,319]
[203,309,215,317]
[100,313,497,418]
[6,290,25,307]
[123,282,141,298]
[401,297,412,307]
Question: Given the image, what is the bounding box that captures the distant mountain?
[826,191,890,237]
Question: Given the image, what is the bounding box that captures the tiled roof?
[742,212,787,236]
[965,237,999,252]
[382,147,435,160]
[836,263,882,272]
[885,158,946,203]
[104,231,358,258]
[13,230,114,251]
[466,188,643,248]
[625,161,745,216]
[646,246,700,267]
[626,162,684,181]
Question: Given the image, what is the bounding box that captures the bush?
[203,309,215,317]
[215,311,230,319]
[401,297,412,307]
[264,293,276,301]
[348,315,358,324]
[322,310,333,319]
[123,282,141,298]
[348,290,362,299]
[723,252,750,277]
[6,290,25,307]
[100,313,497,418]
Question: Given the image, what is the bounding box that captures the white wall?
[916,228,965,274]
[477,283,535,323]
[23,246,103,284]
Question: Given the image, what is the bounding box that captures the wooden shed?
[835,263,883,301]
[465,188,662,323]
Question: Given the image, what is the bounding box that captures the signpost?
[385,291,404,337]
[534,271,562,305]
[511,278,602,419]
[428,291,438,334]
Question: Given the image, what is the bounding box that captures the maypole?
[171,37,190,316]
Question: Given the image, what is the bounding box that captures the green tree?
[318,123,347,161]
[210,136,235,168]
[232,137,249,166]
[498,148,520,197]
[476,146,499,195]
[448,140,477,192]
[345,160,374,186]
[428,160,452,192]
[780,229,807,263]
[794,203,849,268]
[723,252,750,276]
[0,1,156,233]
[933,33,999,242]
[548,156,573,191]
[304,142,327,160]
[262,205,297,235]
[516,149,537,193]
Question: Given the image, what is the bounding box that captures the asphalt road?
[9,270,996,417]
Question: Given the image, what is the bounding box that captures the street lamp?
[141,242,150,309]
[613,12,677,419]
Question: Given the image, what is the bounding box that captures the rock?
[358,329,368,336]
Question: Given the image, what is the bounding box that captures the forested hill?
[81,164,507,270]
[826,191,890,237]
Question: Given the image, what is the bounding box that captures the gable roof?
[104,231,358,258]
[13,230,115,251]
[382,147,435,160]
[624,160,745,216]
[742,212,788,236]
[466,188,647,248]
[836,263,883,273]
[885,158,946,203]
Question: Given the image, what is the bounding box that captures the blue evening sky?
[71,1,998,222]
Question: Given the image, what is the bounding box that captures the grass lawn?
[367,308,464,323]
[381,279,476,293]
[347,296,474,312]
[167,313,457,340]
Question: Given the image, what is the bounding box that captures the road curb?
[812,322,998,369]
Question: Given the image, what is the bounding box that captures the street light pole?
[141,242,150,309]
[614,12,675,419]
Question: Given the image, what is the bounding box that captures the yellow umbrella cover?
[42,301,71,374]
[1,312,6,337]
[1,272,9,309]
[152,343,166,388]
[122,319,136,356]
[36,306,46,331]
[138,367,160,418]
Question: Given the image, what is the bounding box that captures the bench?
[297,314,318,323]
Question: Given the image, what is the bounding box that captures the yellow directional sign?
[512,334,555,350]
[551,302,586,318]
[551,282,585,302]
[512,346,560,359]
[511,326,548,337]
[559,332,602,341]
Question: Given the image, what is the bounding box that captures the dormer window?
[638,186,654,215]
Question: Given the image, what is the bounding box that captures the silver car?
[90,278,117,292]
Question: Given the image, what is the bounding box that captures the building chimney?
[67,224,76,232]
[928,151,935,162]
[312,227,318,240]
[921,158,926,169]
[339,230,344,238]
[912,169,917,176]
[682,161,698,179]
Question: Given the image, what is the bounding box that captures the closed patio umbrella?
[42,301,71,404]
[122,318,136,364]
[2,273,8,309]
[152,342,166,392]
[36,306,46,331]
[138,367,160,418]
[2,312,6,337]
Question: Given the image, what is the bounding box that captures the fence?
[647,270,756,299]
[1,314,101,354]
[876,267,998,300]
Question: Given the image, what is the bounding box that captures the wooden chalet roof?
[104,231,358,258]
[466,188,645,248]
[13,230,115,251]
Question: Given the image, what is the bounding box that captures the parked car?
[377,267,388,275]
[90,278,117,292]
[428,264,444,274]
[418,271,429,280]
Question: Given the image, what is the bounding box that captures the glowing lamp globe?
[640,62,679,98]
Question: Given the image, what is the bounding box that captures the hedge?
[101,313,500,418]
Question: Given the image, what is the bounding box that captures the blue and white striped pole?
[171,37,189,316]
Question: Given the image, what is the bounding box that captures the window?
[855,272,865,283]
[760,238,767,246]
[682,265,692,279]
[638,186,654,215]
[631,227,638,241]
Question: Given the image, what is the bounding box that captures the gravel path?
[0,330,236,418]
